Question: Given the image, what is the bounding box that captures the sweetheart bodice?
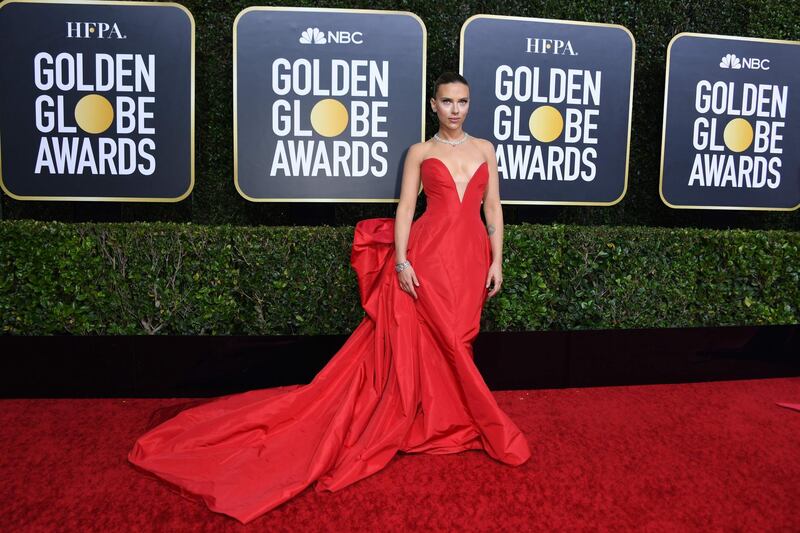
[419,157,489,217]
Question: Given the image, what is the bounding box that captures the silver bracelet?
[395,260,411,273]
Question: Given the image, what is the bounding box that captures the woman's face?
[430,82,470,131]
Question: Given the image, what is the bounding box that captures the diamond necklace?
[433,131,469,146]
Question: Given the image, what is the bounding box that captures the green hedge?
[1,220,797,334]
[2,0,798,231]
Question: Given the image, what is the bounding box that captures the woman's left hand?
[485,261,503,299]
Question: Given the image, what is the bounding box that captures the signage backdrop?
[234,7,426,202]
[460,14,634,205]
[660,32,800,211]
[0,0,194,202]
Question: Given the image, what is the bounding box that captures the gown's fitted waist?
[413,209,489,239]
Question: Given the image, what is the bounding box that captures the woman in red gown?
[128,72,531,524]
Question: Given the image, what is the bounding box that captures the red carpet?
[1,377,798,531]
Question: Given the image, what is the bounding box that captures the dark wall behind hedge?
[2,0,798,230]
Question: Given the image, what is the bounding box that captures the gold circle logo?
[723,118,753,152]
[310,99,348,137]
[529,105,563,143]
[74,94,114,134]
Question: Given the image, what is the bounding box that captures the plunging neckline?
[421,157,488,205]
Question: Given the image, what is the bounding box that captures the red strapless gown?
[127,157,531,523]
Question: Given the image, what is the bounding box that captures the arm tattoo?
[487,223,495,236]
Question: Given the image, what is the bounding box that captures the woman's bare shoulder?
[468,136,493,149]
[469,136,495,160]
[406,140,435,161]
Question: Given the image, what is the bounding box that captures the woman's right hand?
[397,266,420,300]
